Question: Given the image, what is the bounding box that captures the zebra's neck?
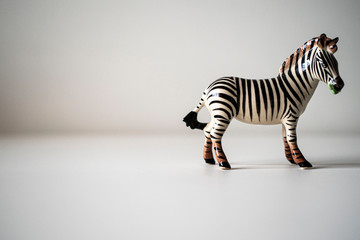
[276,41,320,115]
[276,71,319,115]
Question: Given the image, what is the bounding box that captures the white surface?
[1,133,360,240]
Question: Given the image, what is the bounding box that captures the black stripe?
[301,40,312,88]
[300,54,312,88]
[281,61,286,73]
[280,95,288,120]
[288,71,305,99]
[294,49,310,95]
[316,61,324,80]
[209,100,235,117]
[210,134,219,139]
[271,78,281,118]
[247,80,253,121]
[329,54,338,71]
[214,115,230,125]
[221,76,235,81]
[216,128,226,132]
[306,38,317,80]
[211,80,237,91]
[322,52,335,76]
[212,108,232,119]
[259,80,268,121]
[287,119,297,122]
[288,53,294,69]
[309,38,317,53]
[287,53,305,99]
[214,114,229,120]
[241,78,247,118]
[236,77,240,116]
[208,78,235,89]
[324,70,331,80]
[280,74,301,107]
[276,76,292,119]
[208,93,237,114]
[264,79,274,121]
[210,85,236,96]
[288,105,297,115]
[253,81,261,122]
[218,119,230,124]
[318,51,326,61]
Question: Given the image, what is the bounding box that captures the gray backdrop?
[0,0,359,134]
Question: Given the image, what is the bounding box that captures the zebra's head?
[313,33,344,94]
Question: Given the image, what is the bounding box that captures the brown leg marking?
[203,137,215,164]
[289,143,312,169]
[283,137,296,164]
[289,143,305,164]
[282,122,312,169]
[213,141,231,169]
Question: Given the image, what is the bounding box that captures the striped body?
[184,34,344,170]
[204,75,318,126]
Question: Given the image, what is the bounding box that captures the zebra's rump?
[205,77,287,125]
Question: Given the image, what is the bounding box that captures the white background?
[0,0,359,134]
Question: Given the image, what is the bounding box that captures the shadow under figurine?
[183,33,344,170]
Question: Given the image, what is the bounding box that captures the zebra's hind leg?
[203,137,215,164]
[213,140,231,170]
[203,121,215,164]
[210,116,232,170]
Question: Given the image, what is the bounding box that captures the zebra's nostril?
[335,77,344,90]
[334,84,342,92]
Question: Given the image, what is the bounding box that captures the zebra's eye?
[320,61,327,68]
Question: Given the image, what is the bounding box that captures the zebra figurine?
[183,33,344,170]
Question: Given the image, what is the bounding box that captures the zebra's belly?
[234,114,282,125]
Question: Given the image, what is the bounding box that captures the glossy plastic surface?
[184,33,344,170]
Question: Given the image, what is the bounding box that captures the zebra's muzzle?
[328,77,344,94]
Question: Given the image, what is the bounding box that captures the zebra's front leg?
[283,120,312,169]
[282,124,296,165]
[210,117,232,170]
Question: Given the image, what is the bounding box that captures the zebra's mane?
[279,37,320,74]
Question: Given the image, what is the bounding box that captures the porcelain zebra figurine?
[183,33,344,170]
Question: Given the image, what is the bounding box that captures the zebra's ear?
[329,37,339,45]
[318,33,327,49]
[327,37,339,54]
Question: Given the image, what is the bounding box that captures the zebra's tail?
[183,91,208,130]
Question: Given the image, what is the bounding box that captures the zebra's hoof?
[298,161,312,169]
[204,158,216,165]
[219,162,231,170]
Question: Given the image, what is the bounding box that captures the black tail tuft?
[183,111,207,130]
